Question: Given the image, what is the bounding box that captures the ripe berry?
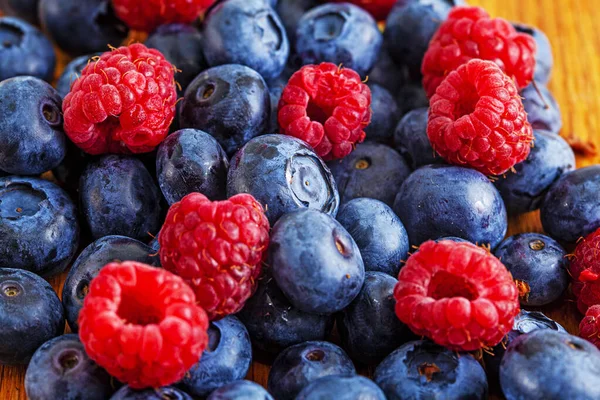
[112,0,213,32]
[580,305,600,349]
[329,0,396,21]
[569,227,600,314]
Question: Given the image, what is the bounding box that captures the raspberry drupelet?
[112,0,214,32]
[569,228,600,314]
[278,62,372,161]
[78,261,209,389]
[580,305,600,348]
[394,240,520,352]
[62,43,177,155]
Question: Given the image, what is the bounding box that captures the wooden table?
[1,0,598,398]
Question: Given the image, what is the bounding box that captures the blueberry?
[0,76,66,175]
[374,340,488,400]
[267,341,356,400]
[52,137,89,200]
[275,0,319,48]
[39,0,128,57]
[437,236,472,243]
[0,17,55,82]
[365,83,401,144]
[368,47,408,96]
[336,198,408,276]
[25,334,114,400]
[294,3,382,77]
[55,53,101,99]
[62,236,160,332]
[396,82,429,116]
[0,268,65,364]
[227,135,339,225]
[110,386,191,400]
[179,64,271,156]
[269,209,365,314]
[327,142,411,207]
[296,375,386,400]
[0,0,39,25]
[0,176,79,277]
[513,23,553,84]
[268,84,283,133]
[80,155,163,241]
[394,165,508,248]
[494,130,575,215]
[500,330,600,400]
[521,83,562,133]
[394,107,445,170]
[203,0,289,80]
[179,316,252,398]
[207,380,274,400]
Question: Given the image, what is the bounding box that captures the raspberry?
[569,228,600,314]
[278,62,372,161]
[112,0,214,32]
[158,192,270,320]
[394,240,520,351]
[427,59,534,176]
[422,6,537,98]
[62,43,177,155]
[328,0,396,20]
[78,261,209,389]
[580,305,600,348]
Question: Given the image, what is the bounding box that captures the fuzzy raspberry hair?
[570,228,600,314]
[112,0,214,32]
[580,305,600,349]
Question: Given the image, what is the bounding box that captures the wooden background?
[1,0,599,398]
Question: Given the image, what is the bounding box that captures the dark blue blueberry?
[62,235,160,332]
[179,64,271,156]
[203,0,289,80]
[294,3,382,77]
[275,0,319,48]
[110,386,191,400]
[337,272,412,365]
[207,380,274,400]
[25,334,114,400]
[296,375,386,400]
[55,53,101,99]
[0,17,55,82]
[541,165,600,243]
[149,235,160,252]
[269,209,365,314]
[39,0,128,57]
[0,176,79,277]
[0,0,39,25]
[500,330,600,400]
[179,316,252,398]
[369,47,408,96]
[327,142,411,207]
[374,340,488,400]
[0,268,65,364]
[267,341,356,400]
[156,129,229,205]
[394,107,445,170]
[494,130,575,215]
[0,76,66,175]
[336,198,408,276]
[394,165,508,248]
[396,82,429,117]
[436,236,472,243]
[52,136,89,199]
[513,23,553,84]
[268,84,283,133]
[521,83,562,133]
[227,135,339,225]
[365,83,400,144]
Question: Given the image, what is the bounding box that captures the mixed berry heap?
[113,0,214,32]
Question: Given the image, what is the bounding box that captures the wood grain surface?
[1,0,598,398]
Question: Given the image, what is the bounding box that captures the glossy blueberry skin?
[374,340,488,400]
[337,198,408,276]
[0,268,65,364]
[295,3,382,77]
[111,386,191,400]
[328,142,411,207]
[500,330,600,400]
[80,155,162,241]
[227,135,339,225]
[179,64,271,156]
[494,130,575,215]
[296,375,386,400]
[337,272,412,365]
[0,0,39,25]
[62,236,160,332]
[268,341,356,400]
[203,0,289,80]
[521,84,562,133]
[394,107,445,170]
[55,53,101,98]
[0,176,79,277]
[179,316,252,398]
[394,165,508,248]
[396,82,429,117]
[541,165,600,243]
[275,0,319,48]
[365,83,401,144]
[513,23,553,84]
[207,380,274,400]
[0,17,55,82]
[25,334,114,400]
[0,76,66,175]
[270,209,365,314]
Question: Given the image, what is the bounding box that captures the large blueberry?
[521,83,562,133]
[328,142,411,207]
[179,316,252,398]
[62,235,160,332]
[80,155,162,241]
[0,0,39,25]
[55,53,101,99]
[394,165,507,248]
[203,0,289,80]
[0,176,79,277]
[396,82,429,117]
[269,209,365,314]
[227,135,339,225]
[0,76,66,175]
[268,341,356,400]
[110,386,191,400]
[296,375,386,400]
[513,23,553,84]
[207,380,274,400]
[275,0,319,48]
[0,268,65,364]
[365,83,400,144]
[394,107,444,170]
[374,340,488,400]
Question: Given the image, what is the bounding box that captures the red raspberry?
[158,192,270,320]
[580,305,600,348]
[569,228,600,314]
[113,0,214,32]
[278,62,372,161]
[422,6,536,98]
[394,240,520,351]
[328,0,396,20]
[78,261,209,389]
[427,59,534,176]
[62,43,177,155]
